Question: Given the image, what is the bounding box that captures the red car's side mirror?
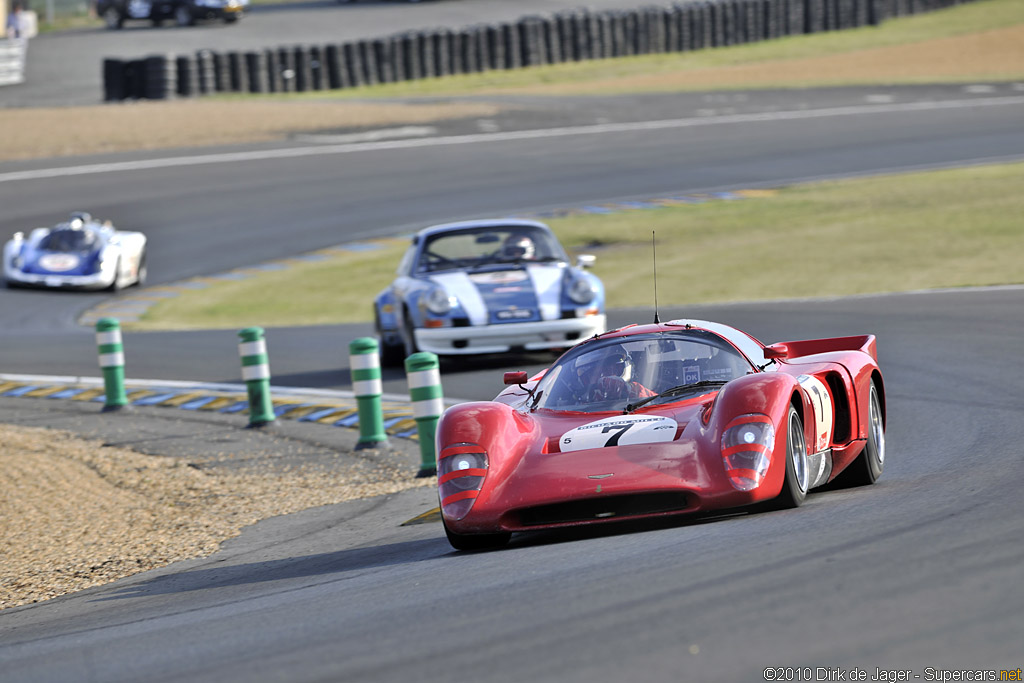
[763,343,790,360]
[504,371,529,386]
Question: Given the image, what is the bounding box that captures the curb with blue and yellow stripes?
[0,374,424,440]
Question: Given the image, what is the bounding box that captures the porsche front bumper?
[415,314,607,355]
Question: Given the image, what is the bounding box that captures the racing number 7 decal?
[558,415,678,453]
[601,423,634,447]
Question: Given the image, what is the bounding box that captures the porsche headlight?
[424,286,454,315]
[722,414,775,491]
[568,276,597,304]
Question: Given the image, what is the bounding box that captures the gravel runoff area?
[0,396,435,611]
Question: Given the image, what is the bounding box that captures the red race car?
[436,319,885,550]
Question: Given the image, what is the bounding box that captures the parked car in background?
[374,219,606,366]
[96,0,247,29]
[4,212,147,291]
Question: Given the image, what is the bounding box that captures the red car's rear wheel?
[836,381,885,487]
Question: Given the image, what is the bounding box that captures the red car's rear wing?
[769,335,877,362]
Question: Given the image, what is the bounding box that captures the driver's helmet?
[596,347,633,382]
[501,234,536,261]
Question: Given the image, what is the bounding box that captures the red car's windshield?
[534,331,754,412]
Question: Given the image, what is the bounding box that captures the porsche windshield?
[534,331,754,412]
[416,226,566,273]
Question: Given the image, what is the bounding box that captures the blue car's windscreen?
[39,229,99,253]
[417,226,566,273]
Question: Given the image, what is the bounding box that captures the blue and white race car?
[374,219,606,365]
[4,212,148,291]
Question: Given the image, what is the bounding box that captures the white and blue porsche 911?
[4,212,147,291]
[374,219,606,365]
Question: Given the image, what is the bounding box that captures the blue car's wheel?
[400,309,420,358]
[375,308,404,367]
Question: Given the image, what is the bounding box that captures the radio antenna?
[652,230,660,324]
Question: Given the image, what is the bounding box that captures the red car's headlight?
[438,444,488,521]
[721,414,775,491]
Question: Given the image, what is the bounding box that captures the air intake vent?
[515,492,691,527]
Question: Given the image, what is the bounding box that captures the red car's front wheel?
[443,519,510,552]
[776,405,809,509]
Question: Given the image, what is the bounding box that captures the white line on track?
[2,96,1023,184]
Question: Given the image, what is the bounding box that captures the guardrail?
[0,38,26,87]
[101,0,975,101]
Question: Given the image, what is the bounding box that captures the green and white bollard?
[238,326,275,428]
[95,317,129,412]
[349,337,388,449]
[406,352,443,478]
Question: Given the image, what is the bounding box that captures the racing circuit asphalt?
[1,83,1023,401]
[1,53,1024,683]
[1,287,1023,682]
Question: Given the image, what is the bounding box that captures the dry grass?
[529,24,1024,95]
[0,99,501,161]
[2,1,1022,162]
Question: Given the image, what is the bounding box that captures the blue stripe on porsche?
[467,269,542,324]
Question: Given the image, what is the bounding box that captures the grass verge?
[130,160,1024,331]
[2,0,1022,162]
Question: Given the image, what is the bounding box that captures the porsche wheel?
[443,519,510,552]
[375,308,404,367]
[400,309,420,358]
[775,404,809,509]
[837,382,885,487]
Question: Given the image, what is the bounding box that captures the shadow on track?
[95,536,450,602]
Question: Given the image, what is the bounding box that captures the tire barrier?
[405,352,443,478]
[96,318,129,413]
[349,337,388,450]
[101,0,983,101]
[238,326,275,428]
